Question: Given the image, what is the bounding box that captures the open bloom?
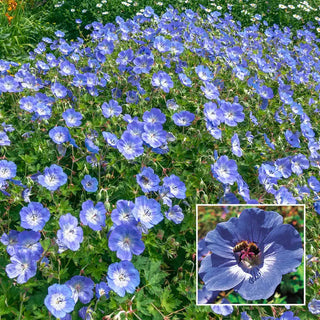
[107,261,140,297]
[199,208,303,300]
[44,284,75,319]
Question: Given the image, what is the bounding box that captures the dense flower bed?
[0,5,320,319]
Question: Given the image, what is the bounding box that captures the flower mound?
[199,208,303,300]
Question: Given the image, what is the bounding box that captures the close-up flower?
[199,208,303,301]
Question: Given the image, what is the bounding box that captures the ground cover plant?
[0,4,320,320]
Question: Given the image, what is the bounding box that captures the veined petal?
[200,253,246,291]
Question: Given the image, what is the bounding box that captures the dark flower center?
[233,240,261,268]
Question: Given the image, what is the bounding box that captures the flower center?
[233,240,261,269]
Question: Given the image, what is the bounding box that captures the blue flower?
[210,299,233,316]
[198,286,219,304]
[143,108,166,124]
[308,299,320,315]
[151,71,173,93]
[314,201,320,215]
[203,102,224,126]
[102,131,118,148]
[117,132,144,160]
[62,108,82,127]
[65,275,94,304]
[95,282,110,299]
[211,155,239,185]
[81,175,98,192]
[291,154,309,175]
[108,225,145,260]
[132,196,163,229]
[172,111,195,127]
[51,82,67,99]
[111,200,137,226]
[80,200,106,231]
[49,126,71,144]
[165,205,184,224]
[0,230,19,256]
[57,213,83,251]
[16,230,43,259]
[220,101,245,127]
[285,130,301,148]
[142,123,167,148]
[44,284,75,319]
[201,82,220,100]
[0,131,10,146]
[101,100,122,118]
[107,261,140,297]
[231,133,242,157]
[5,251,37,284]
[20,202,50,231]
[199,208,303,300]
[275,187,297,204]
[136,167,160,193]
[195,65,213,82]
[0,160,17,181]
[308,176,320,192]
[162,174,186,199]
[38,164,68,191]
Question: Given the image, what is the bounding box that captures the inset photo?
[197,204,305,306]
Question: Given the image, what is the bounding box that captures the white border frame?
[196,204,306,306]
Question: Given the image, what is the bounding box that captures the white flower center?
[50,293,66,311]
[114,269,129,287]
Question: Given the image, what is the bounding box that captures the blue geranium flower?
[107,261,140,297]
[136,167,160,193]
[62,108,82,127]
[211,155,239,185]
[195,65,213,82]
[203,102,224,126]
[172,111,195,127]
[308,176,320,192]
[165,205,184,224]
[220,101,245,127]
[308,299,320,315]
[101,100,122,118]
[162,174,186,199]
[117,132,144,160]
[132,196,163,229]
[44,284,75,319]
[96,282,110,299]
[199,208,303,300]
[57,213,83,251]
[16,230,43,259]
[142,123,167,148]
[111,200,137,226]
[38,164,68,191]
[151,71,173,93]
[5,251,37,284]
[0,160,17,181]
[231,133,242,157]
[285,130,301,148]
[211,299,234,316]
[80,200,106,231]
[143,108,166,124]
[49,126,71,145]
[291,154,309,175]
[108,225,145,260]
[81,175,98,192]
[65,275,94,304]
[20,202,50,231]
